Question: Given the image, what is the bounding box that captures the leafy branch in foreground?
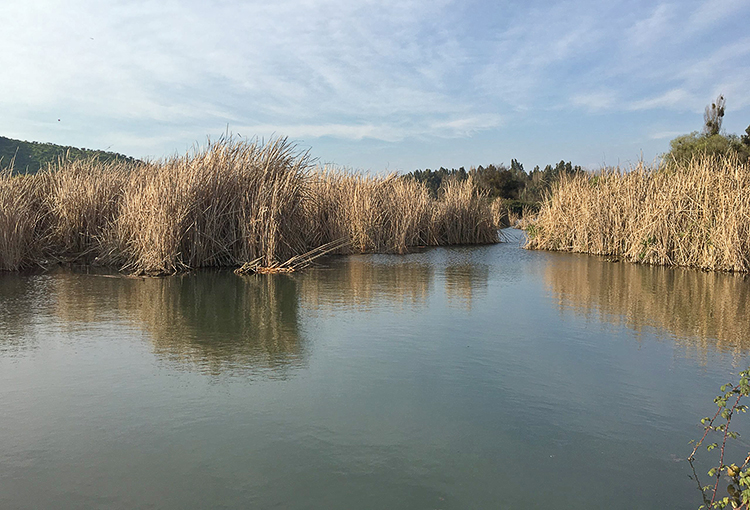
[689,368,750,509]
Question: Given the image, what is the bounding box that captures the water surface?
[2,229,749,509]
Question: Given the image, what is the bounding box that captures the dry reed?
[45,158,129,261]
[0,171,45,270]
[431,177,497,245]
[525,154,750,272]
[110,138,310,274]
[0,137,498,274]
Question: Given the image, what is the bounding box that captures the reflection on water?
[51,271,304,377]
[0,274,51,352]
[299,254,493,313]
[5,245,749,373]
[1,252,495,371]
[0,255,495,374]
[443,263,489,310]
[133,273,304,376]
[300,256,434,312]
[5,241,750,510]
[544,254,750,358]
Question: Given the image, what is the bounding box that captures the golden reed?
[0,138,498,274]
[525,154,750,272]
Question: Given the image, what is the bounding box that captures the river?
[1,229,749,509]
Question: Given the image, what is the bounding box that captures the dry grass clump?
[525,154,750,272]
[432,177,498,245]
[489,198,508,229]
[0,171,46,270]
[45,158,130,261]
[110,138,310,274]
[306,170,434,253]
[0,137,499,274]
[307,171,498,254]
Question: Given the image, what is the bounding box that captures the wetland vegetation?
[524,153,750,272]
[525,96,750,273]
[0,137,497,274]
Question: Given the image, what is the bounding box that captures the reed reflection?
[0,274,51,352]
[300,256,434,312]
[50,271,305,376]
[544,254,750,357]
[443,263,489,310]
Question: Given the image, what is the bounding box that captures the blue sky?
[1,0,749,172]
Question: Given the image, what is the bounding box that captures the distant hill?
[0,136,138,174]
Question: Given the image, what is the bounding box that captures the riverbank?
[524,154,750,272]
[0,138,498,274]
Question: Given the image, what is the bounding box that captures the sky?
[1,0,749,173]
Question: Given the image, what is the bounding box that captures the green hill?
[0,136,138,174]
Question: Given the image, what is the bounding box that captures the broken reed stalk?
[234,238,352,275]
[0,137,499,275]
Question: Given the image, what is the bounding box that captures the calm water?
[2,229,750,509]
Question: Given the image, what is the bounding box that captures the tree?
[703,94,726,136]
[667,131,748,163]
[665,95,750,163]
[510,158,524,176]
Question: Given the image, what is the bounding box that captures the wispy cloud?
[629,89,693,111]
[687,0,750,32]
[629,3,676,48]
[571,91,619,112]
[0,0,748,169]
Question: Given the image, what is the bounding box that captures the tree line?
[0,136,138,174]
[403,159,583,214]
[405,94,750,217]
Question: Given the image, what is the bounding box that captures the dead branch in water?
[234,238,351,275]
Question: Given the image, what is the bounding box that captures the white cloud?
[629,3,675,48]
[629,89,693,111]
[0,0,748,168]
[571,91,618,112]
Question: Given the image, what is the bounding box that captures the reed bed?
[525,154,750,272]
[0,137,498,274]
[432,177,497,245]
[0,172,44,270]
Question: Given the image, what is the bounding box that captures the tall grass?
[110,138,310,274]
[46,158,129,261]
[0,137,498,274]
[0,172,44,270]
[305,170,433,253]
[525,154,750,272]
[432,177,497,245]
